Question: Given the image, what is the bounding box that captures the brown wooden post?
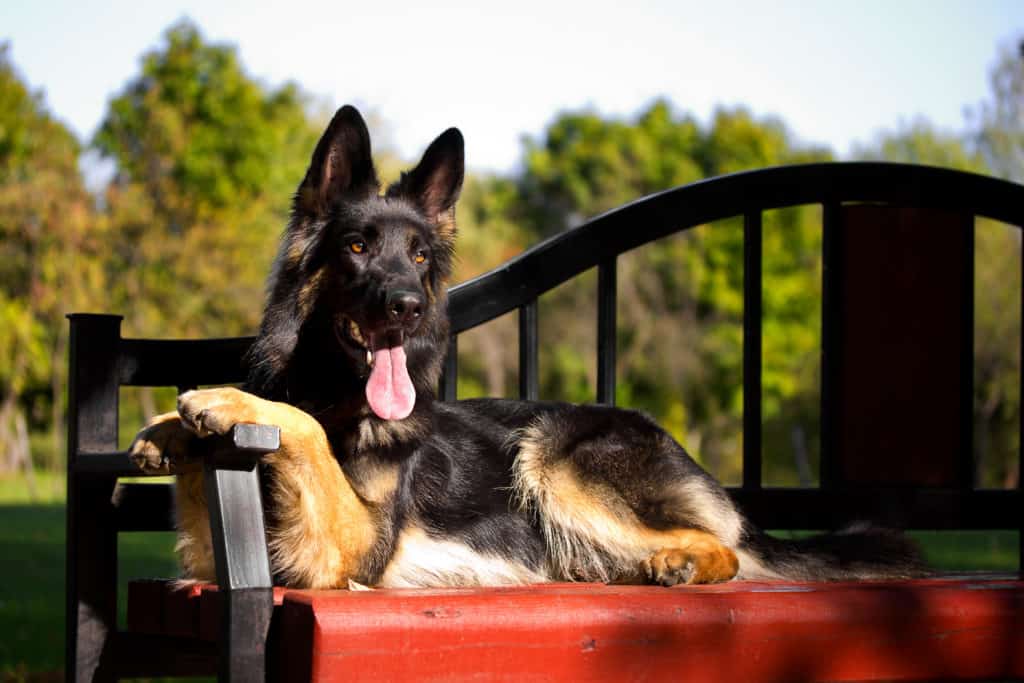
[822,207,973,498]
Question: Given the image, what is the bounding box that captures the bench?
[66,162,1024,681]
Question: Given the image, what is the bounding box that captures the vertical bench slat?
[743,211,763,489]
[597,258,618,406]
[820,202,842,491]
[440,336,458,402]
[959,218,976,489]
[438,335,458,401]
[519,300,539,400]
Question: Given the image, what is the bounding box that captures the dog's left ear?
[390,128,464,239]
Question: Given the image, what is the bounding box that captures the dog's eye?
[414,251,427,264]
[350,241,366,255]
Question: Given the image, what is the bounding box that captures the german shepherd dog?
[131,105,923,589]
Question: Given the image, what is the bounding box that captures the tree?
[516,101,832,484]
[0,43,102,477]
[971,35,1024,183]
[94,20,321,339]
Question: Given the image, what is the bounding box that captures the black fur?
[244,105,926,586]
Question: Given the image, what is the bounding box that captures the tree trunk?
[50,327,68,472]
[15,409,36,499]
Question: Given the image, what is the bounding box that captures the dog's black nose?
[386,290,424,325]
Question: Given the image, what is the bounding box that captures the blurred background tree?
[0,23,1020,494]
[512,101,832,484]
[94,19,322,339]
[0,44,102,484]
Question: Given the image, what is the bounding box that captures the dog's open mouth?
[338,317,416,421]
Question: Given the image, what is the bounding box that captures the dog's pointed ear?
[297,105,379,215]
[390,128,464,240]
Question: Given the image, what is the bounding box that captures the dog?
[130,105,924,589]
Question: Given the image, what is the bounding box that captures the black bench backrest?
[441,162,1024,535]
[68,162,1024,531]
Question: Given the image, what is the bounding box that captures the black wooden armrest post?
[66,314,122,682]
[203,424,280,683]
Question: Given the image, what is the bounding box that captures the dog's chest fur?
[335,410,549,587]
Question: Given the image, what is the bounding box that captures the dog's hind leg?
[643,533,739,586]
[512,407,742,585]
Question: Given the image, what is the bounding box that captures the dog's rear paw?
[129,413,196,474]
[178,387,260,437]
[644,545,738,586]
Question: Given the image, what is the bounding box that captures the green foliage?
[516,101,831,483]
[853,117,988,171]
[0,43,102,474]
[95,19,321,337]
[0,19,1021,497]
[971,35,1024,183]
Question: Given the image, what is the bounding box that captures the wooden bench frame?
[65,162,1024,681]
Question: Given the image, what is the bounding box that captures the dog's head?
[249,106,463,421]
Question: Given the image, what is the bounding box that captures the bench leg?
[220,587,273,682]
[66,478,118,682]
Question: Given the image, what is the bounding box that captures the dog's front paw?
[129,412,196,474]
[177,387,261,438]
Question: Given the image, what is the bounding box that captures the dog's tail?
[734,522,927,581]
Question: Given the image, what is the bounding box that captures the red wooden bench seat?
[127,576,1024,682]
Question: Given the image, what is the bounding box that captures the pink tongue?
[365,345,416,420]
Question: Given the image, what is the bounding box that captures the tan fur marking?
[164,387,377,588]
[129,412,198,475]
[513,425,738,585]
[350,460,399,505]
[436,208,456,242]
[355,415,425,450]
[643,533,740,585]
[174,471,216,582]
[296,267,325,319]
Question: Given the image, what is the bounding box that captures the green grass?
[910,530,1020,572]
[0,471,1019,677]
[0,470,65,505]
[0,493,178,677]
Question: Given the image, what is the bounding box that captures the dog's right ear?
[296,105,379,215]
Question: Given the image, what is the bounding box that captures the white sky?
[2,0,1021,173]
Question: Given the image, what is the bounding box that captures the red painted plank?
[280,578,1024,683]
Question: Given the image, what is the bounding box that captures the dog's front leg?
[132,388,376,588]
[130,412,217,582]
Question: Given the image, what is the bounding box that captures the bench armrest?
[203,423,279,682]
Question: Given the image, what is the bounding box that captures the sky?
[2,0,1021,174]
